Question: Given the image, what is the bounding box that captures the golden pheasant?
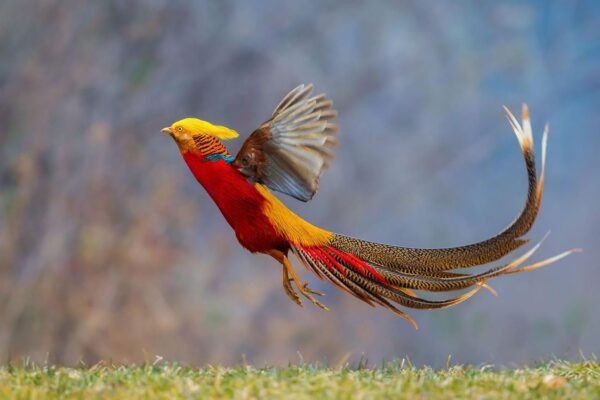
[162,84,576,328]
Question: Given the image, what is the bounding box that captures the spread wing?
[233,84,338,201]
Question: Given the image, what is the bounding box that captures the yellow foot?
[269,249,330,311]
[297,282,329,311]
[300,282,325,297]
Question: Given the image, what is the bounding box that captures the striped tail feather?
[292,235,575,329]
[292,244,483,329]
[329,105,547,272]
[289,105,579,328]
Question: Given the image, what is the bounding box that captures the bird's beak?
[161,127,172,134]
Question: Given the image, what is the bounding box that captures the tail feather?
[292,238,576,329]
[371,234,546,293]
[293,243,483,329]
[330,105,544,272]
[293,245,458,329]
[289,106,578,328]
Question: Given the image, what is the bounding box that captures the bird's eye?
[177,127,183,132]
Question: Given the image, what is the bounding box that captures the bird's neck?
[181,150,269,232]
[177,135,233,162]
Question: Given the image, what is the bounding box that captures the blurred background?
[0,1,599,367]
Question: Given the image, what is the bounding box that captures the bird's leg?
[281,254,329,310]
[282,265,303,307]
[267,250,329,311]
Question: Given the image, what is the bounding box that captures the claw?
[271,249,330,311]
[304,294,330,310]
[284,286,303,307]
[286,291,303,307]
[301,282,325,297]
[298,282,329,310]
[310,298,330,311]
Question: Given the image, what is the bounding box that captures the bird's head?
[162,118,239,152]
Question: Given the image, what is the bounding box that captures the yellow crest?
[172,118,239,140]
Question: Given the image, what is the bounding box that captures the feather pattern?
[285,105,578,328]
[330,105,546,272]
[234,84,338,201]
[193,135,231,159]
[292,232,573,329]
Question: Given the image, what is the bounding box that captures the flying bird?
[162,84,576,328]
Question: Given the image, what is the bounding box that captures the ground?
[0,359,598,399]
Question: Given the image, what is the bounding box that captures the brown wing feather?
[234,84,338,201]
[234,125,271,179]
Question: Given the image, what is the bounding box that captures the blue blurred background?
[0,1,598,366]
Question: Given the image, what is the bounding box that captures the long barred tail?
[330,105,546,273]
[290,105,578,328]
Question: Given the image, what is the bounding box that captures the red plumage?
[182,152,289,254]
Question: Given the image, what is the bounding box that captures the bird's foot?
[301,282,325,297]
[297,282,329,311]
[276,251,329,311]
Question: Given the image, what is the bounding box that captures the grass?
[0,359,598,399]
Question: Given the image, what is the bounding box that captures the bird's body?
[182,152,285,253]
[163,84,576,328]
[181,150,331,254]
